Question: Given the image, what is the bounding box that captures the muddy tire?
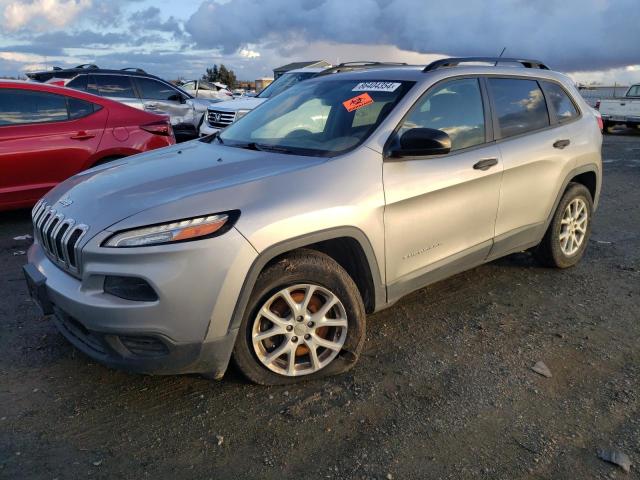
[232,249,366,385]
[535,183,593,268]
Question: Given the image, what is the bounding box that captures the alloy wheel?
[251,284,348,377]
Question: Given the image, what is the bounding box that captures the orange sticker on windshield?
[343,92,374,112]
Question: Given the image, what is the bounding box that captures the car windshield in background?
[257,72,318,99]
[219,79,414,157]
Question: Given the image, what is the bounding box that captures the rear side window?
[399,78,486,151]
[0,89,68,125]
[488,78,549,138]
[136,78,181,101]
[94,75,136,98]
[68,98,96,120]
[541,81,579,122]
[66,75,88,91]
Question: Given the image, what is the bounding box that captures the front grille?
[31,200,89,276]
[207,109,236,128]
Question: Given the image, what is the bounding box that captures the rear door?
[383,77,503,299]
[0,88,106,207]
[487,77,579,254]
[134,77,192,127]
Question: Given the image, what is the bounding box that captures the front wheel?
[233,249,366,385]
[535,183,593,268]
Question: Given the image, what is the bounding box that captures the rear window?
[0,89,68,125]
[488,78,549,139]
[94,75,136,98]
[541,81,579,123]
[627,85,640,97]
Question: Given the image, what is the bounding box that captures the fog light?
[104,276,158,302]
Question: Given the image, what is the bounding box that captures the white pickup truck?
[600,84,640,131]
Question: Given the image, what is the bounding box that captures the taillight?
[141,120,173,136]
[596,115,604,132]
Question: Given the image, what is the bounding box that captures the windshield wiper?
[234,142,294,154]
[201,131,224,144]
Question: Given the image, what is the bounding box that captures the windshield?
[257,72,318,99]
[219,79,414,157]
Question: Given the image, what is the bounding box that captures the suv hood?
[189,97,222,112]
[208,97,266,112]
[42,140,325,237]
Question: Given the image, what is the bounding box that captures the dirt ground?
[1,133,638,480]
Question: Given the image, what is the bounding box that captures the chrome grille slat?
[31,201,89,276]
[207,109,236,128]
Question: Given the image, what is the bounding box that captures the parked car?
[199,66,327,136]
[180,80,233,101]
[24,57,602,385]
[27,65,216,138]
[0,80,175,211]
[598,84,640,131]
[199,62,408,136]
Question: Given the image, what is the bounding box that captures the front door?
[383,77,503,301]
[135,77,193,127]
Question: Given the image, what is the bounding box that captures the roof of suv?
[26,65,166,83]
[310,59,570,86]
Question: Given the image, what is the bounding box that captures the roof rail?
[121,67,147,74]
[74,64,99,70]
[423,57,549,72]
[317,61,410,76]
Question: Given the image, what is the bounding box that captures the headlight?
[103,212,237,247]
[235,109,250,120]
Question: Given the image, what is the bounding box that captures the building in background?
[273,60,331,79]
[254,77,274,92]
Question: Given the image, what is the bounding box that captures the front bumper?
[199,122,220,137]
[25,227,257,377]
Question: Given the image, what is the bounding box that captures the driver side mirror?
[168,93,187,104]
[390,128,451,158]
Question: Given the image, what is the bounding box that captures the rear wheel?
[233,249,366,385]
[535,183,593,268]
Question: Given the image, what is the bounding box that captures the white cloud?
[239,48,260,59]
[2,0,92,32]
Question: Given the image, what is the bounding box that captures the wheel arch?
[544,163,601,232]
[227,227,385,333]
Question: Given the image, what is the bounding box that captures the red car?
[0,80,175,211]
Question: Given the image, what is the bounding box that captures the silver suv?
[24,57,602,385]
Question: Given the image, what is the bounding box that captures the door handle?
[473,158,498,171]
[70,131,95,140]
[553,139,571,149]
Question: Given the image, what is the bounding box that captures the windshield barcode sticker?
[353,82,401,92]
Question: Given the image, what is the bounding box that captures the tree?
[201,63,237,89]
[202,65,219,83]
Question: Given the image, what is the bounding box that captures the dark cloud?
[185,0,640,71]
[128,6,184,38]
[32,31,131,49]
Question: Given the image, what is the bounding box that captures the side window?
[94,75,136,98]
[136,78,181,101]
[541,81,579,123]
[182,81,195,90]
[0,89,68,126]
[68,98,96,120]
[627,85,640,97]
[399,78,486,151]
[488,78,549,138]
[66,75,88,92]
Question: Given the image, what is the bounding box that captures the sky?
[0,0,639,85]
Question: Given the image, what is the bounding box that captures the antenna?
[495,47,506,66]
